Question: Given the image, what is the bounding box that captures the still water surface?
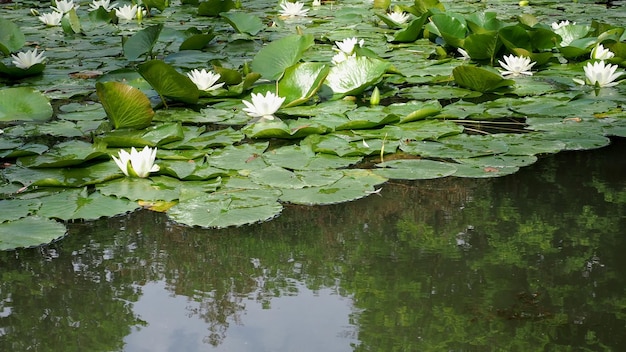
[1,139,626,351]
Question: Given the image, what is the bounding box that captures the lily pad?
[279,169,388,205]
[0,87,53,122]
[325,57,391,97]
[18,140,108,168]
[251,34,315,80]
[453,66,514,93]
[0,18,25,55]
[279,62,330,107]
[37,188,139,221]
[373,159,457,180]
[138,60,199,105]
[123,24,164,61]
[401,134,509,158]
[168,188,282,228]
[220,12,264,36]
[0,217,66,251]
[96,81,155,129]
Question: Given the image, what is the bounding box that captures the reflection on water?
[1,138,626,351]
[125,281,357,352]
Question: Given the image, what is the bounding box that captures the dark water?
[1,138,626,351]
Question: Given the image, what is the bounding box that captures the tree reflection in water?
[1,139,626,351]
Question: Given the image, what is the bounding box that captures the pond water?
[1,138,626,351]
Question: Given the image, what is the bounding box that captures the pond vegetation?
[0,0,625,249]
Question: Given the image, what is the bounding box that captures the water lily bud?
[519,0,529,6]
[30,8,40,16]
[235,0,241,9]
[370,86,380,106]
[243,62,250,76]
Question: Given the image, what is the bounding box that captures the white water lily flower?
[573,61,624,88]
[51,0,79,13]
[498,54,536,77]
[590,44,614,60]
[38,11,63,26]
[89,0,118,11]
[457,48,471,60]
[387,10,410,25]
[115,4,138,21]
[112,146,160,178]
[187,69,224,92]
[242,91,286,120]
[331,51,350,65]
[312,0,321,6]
[551,20,575,30]
[11,48,46,69]
[279,1,309,17]
[334,37,364,56]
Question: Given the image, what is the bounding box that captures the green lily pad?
[374,159,457,180]
[251,34,315,80]
[451,163,519,178]
[401,134,509,158]
[429,12,467,47]
[96,81,155,129]
[3,161,122,188]
[391,14,429,43]
[0,87,53,122]
[168,188,282,228]
[279,169,388,205]
[0,217,66,251]
[263,144,362,170]
[138,60,199,105]
[207,143,269,171]
[98,122,184,147]
[0,18,25,55]
[37,188,139,221]
[279,62,330,107]
[0,62,46,78]
[220,12,264,36]
[0,198,42,222]
[325,57,391,97]
[453,65,514,93]
[454,154,538,168]
[158,160,228,180]
[249,166,344,189]
[18,140,108,168]
[123,24,164,61]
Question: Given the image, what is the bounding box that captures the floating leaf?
[96,81,155,129]
[37,188,139,221]
[373,159,457,180]
[0,217,66,251]
[138,60,199,104]
[251,34,315,80]
[325,57,391,97]
[3,161,122,188]
[429,12,467,47]
[0,18,25,55]
[453,66,514,93]
[279,169,387,205]
[168,188,282,228]
[123,24,164,61]
[0,87,53,122]
[197,0,235,16]
[392,14,428,42]
[263,144,362,171]
[401,134,509,158]
[0,199,41,222]
[18,140,108,168]
[220,12,264,36]
[279,62,330,107]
